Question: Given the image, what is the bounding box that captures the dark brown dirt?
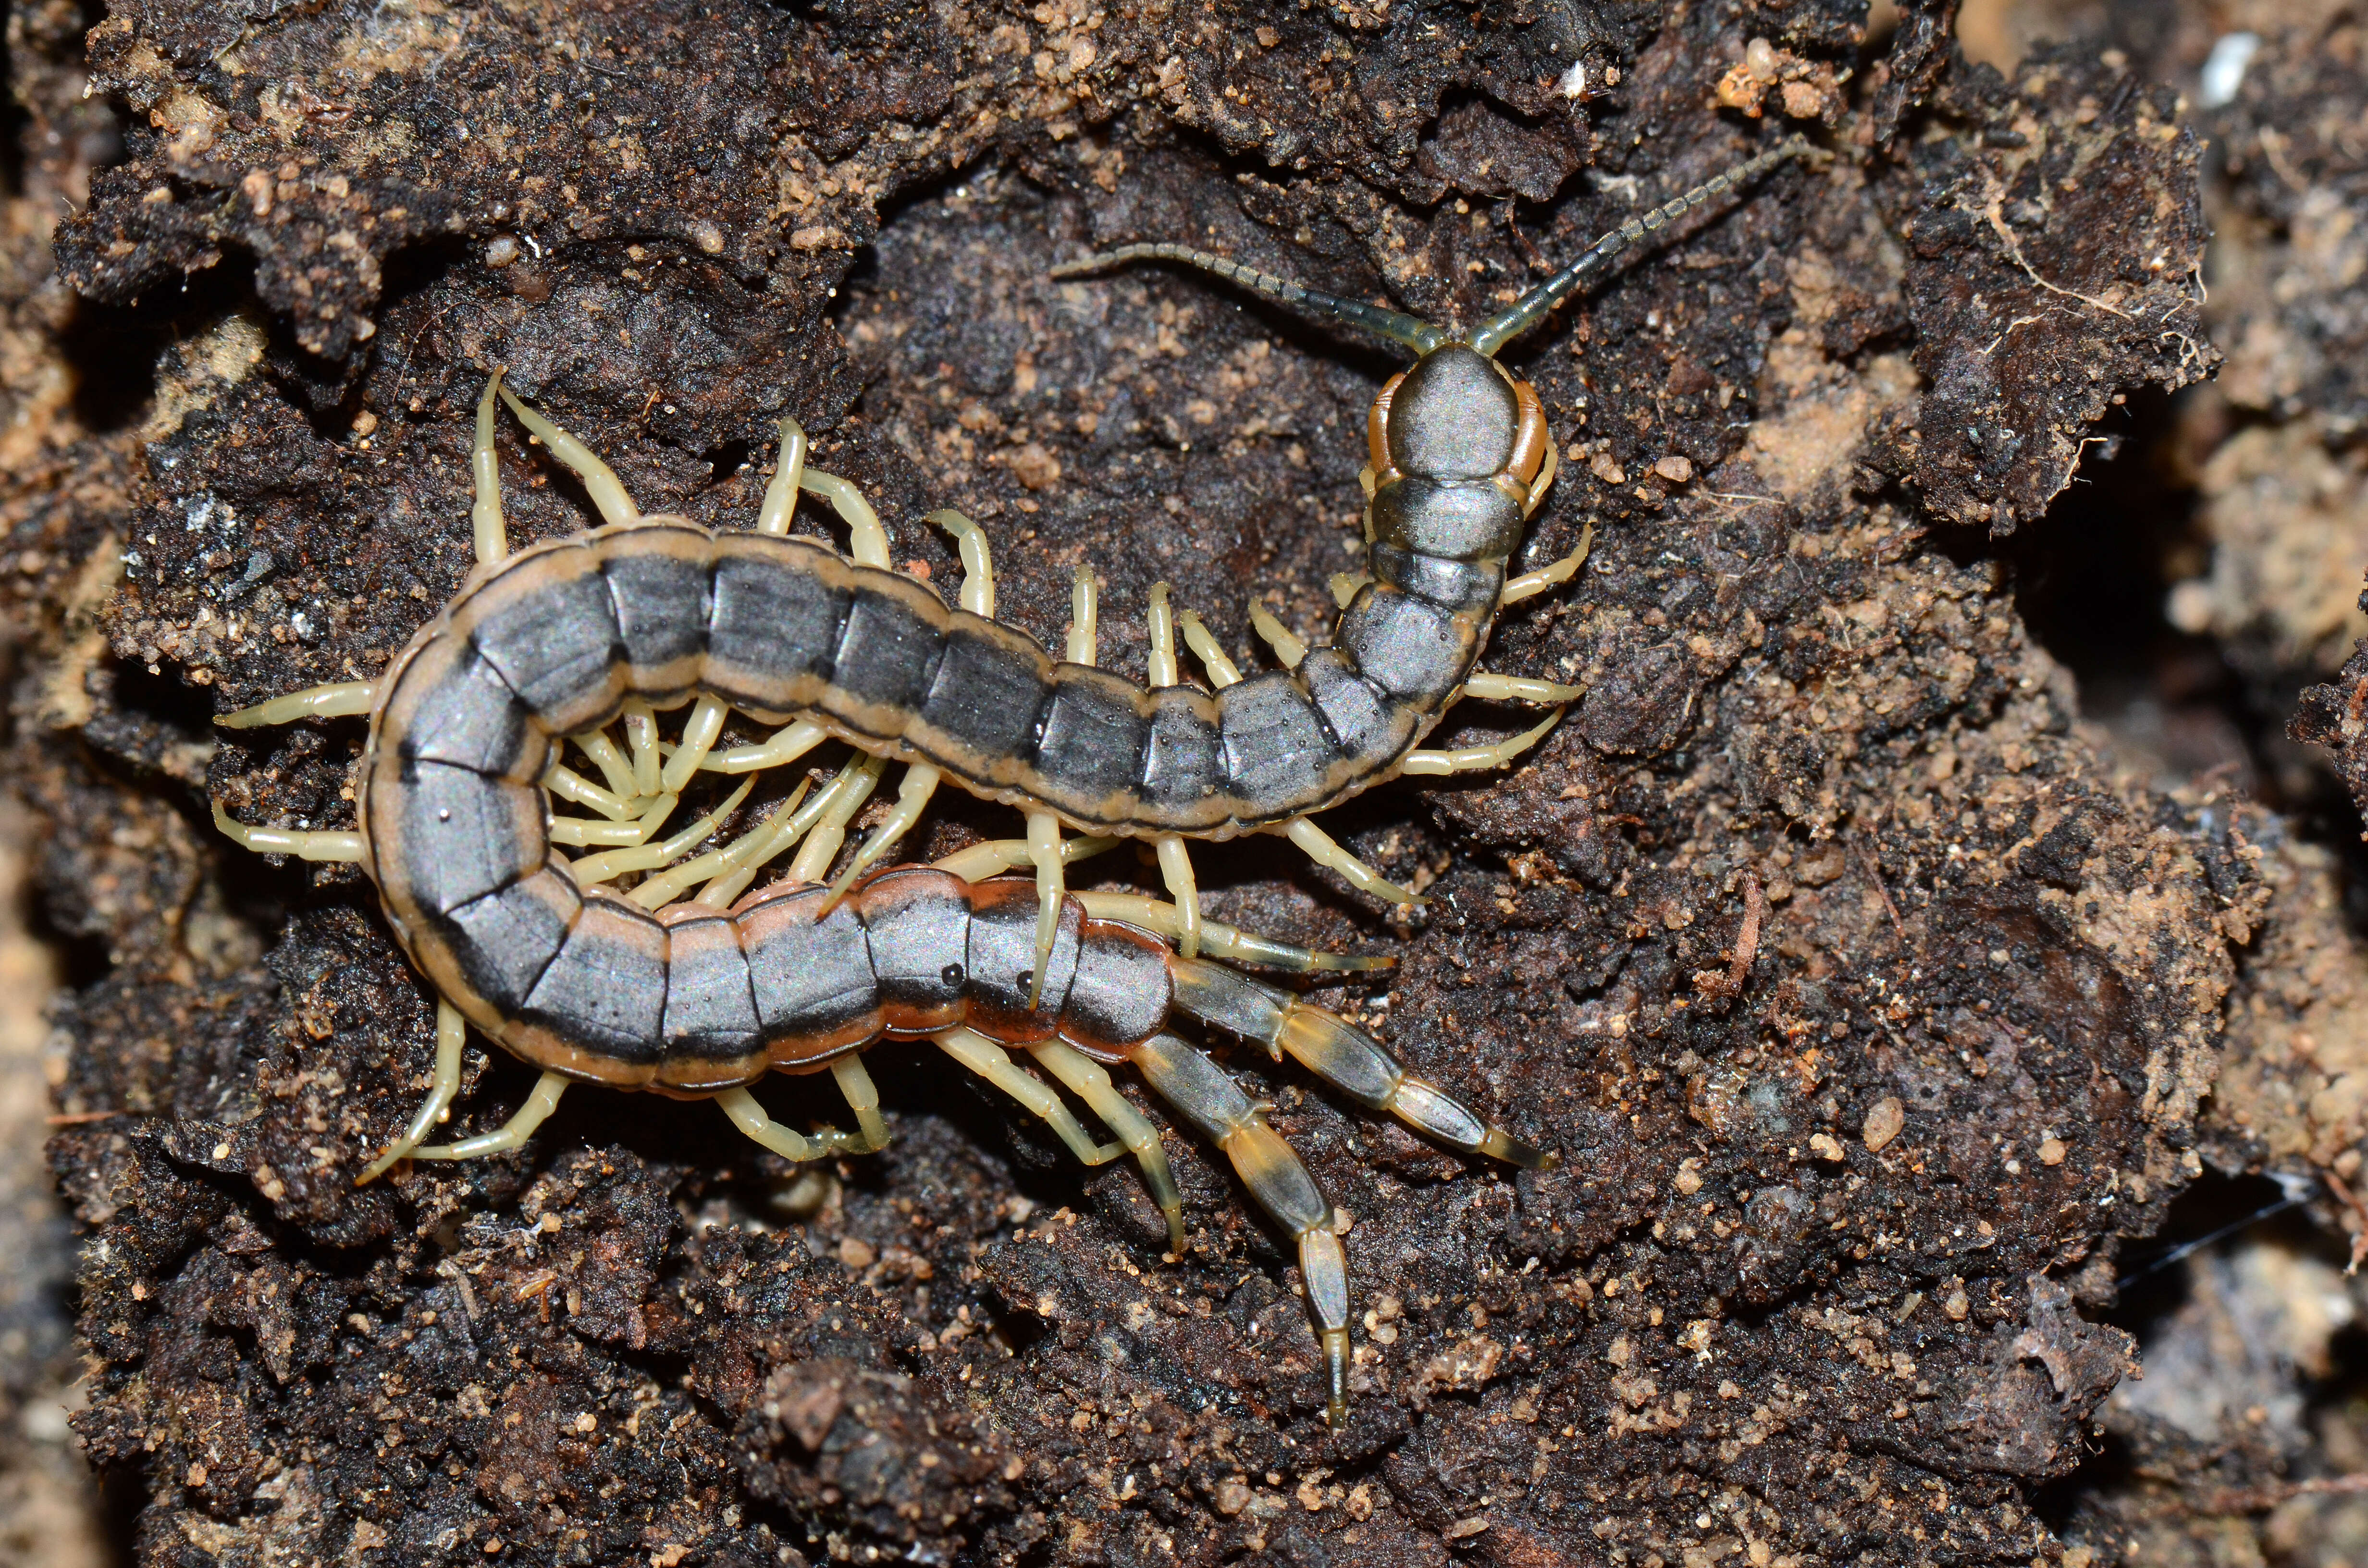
[6,1,2355,1566]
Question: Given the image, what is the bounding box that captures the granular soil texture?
[1,1,2301,1565]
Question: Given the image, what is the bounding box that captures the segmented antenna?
[1050,243,1450,355]
[1468,137,1818,357]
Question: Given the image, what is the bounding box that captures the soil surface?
[6,0,2368,1565]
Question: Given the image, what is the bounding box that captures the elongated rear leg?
[357,998,469,1182]
[935,1028,1124,1166]
[1026,1040,1186,1253]
[1172,609,1423,908]
[1168,957,1557,1167]
[1130,1032,1352,1426]
[496,381,642,529]
[1144,584,1204,957]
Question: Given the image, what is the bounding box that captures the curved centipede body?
[211,136,1813,1428]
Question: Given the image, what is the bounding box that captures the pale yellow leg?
[1460,672,1582,704]
[569,778,752,885]
[935,1028,1122,1166]
[573,729,641,803]
[1067,565,1098,664]
[620,700,662,798]
[1176,611,1243,687]
[411,1071,569,1161]
[932,833,1120,883]
[1400,710,1561,775]
[830,1055,892,1153]
[658,697,730,792]
[544,762,637,820]
[825,762,941,907]
[1025,811,1065,1009]
[1330,571,1370,609]
[755,416,810,537]
[703,719,829,775]
[715,1086,828,1161]
[1501,522,1592,605]
[629,776,812,910]
[1072,893,1391,972]
[1026,1040,1186,1253]
[785,753,888,886]
[927,509,996,615]
[1143,584,1204,960]
[215,680,377,730]
[358,998,468,1182]
[1283,817,1423,907]
[496,385,641,528]
[473,372,510,565]
[211,801,366,863]
[1249,607,1306,669]
[804,469,890,567]
[1523,442,1559,519]
[549,790,679,848]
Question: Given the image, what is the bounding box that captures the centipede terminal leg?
[495,384,643,529]
[1071,893,1393,973]
[1026,1040,1187,1254]
[1168,958,1557,1168]
[1130,1032,1352,1426]
[358,999,469,1182]
[410,1071,570,1162]
[935,1029,1124,1167]
[1144,583,1205,960]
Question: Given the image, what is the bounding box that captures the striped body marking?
[212,138,1811,1426]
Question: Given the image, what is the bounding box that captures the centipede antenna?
[1052,243,1450,356]
[1468,136,1817,357]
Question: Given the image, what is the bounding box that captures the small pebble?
[1862,1096,1905,1152]
[1654,454,1693,483]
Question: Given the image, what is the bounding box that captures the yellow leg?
[1523,441,1559,519]
[496,384,641,529]
[1025,811,1065,1009]
[1283,817,1423,907]
[658,697,730,792]
[804,468,890,567]
[1249,607,1306,669]
[1329,571,1369,609]
[214,680,376,729]
[1460,672,1582,704]
[473,372,511,565]
[572,729,641,804]
[935,1028,1122,1166]
[824,762,940,907]
[1071,893,1391,972]
[927,509,996,616]
[932,833,1120,883]
[549,789,680,848]
[1154,837,1202,961]
[1027,1040,1186,1254]
[715,1086,829,1161]
[211,802,366,863]
[754,416,810,537]
[358,999,468,1183]
[620,700,662,798]
[569,778,752,885]
[784,753,887,886]
[1067,565,1098,664]
[830,1056,892,1153]
[411,1071,569,1161]
[544,762,637,820]
[703,718,829,775]
[1501,522,1592,605]
[1400,711,1561,776]
[1176,611,1243,686]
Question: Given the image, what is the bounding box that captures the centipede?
[211,137,1812,1425]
